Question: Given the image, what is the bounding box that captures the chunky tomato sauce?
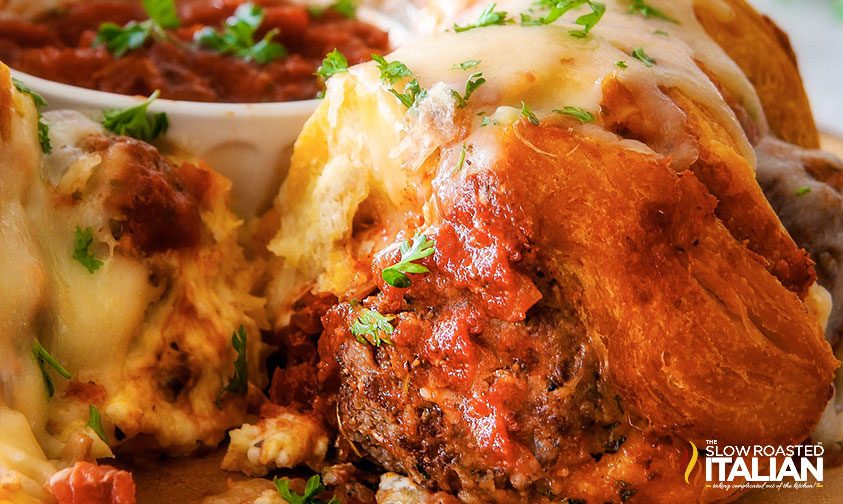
[0,0,390,102]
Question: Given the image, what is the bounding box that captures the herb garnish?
[310,0,357,19]
[72,226,104,274]
[95,0,180,57]
[101,90,169,141]
[382,233,436,288]
[628,0,678,23]
[372,54,427,108]
[451,72,486,108]
[86,405,109,443]
[195,3,286,64]
[521,101,540,125]
[13,78,51,154]
[317,49,349,81]
[455,143,468,172]
[452,59,481,71]
[480,116,499,127]
[521,0,606,38]
[33,340,71,398]
[632,47,656,67]
[616,60,629,69]
[569,1,606,38]
[553,106,595,123]
[275,475,339,504]
[217,326,248,406]
[350,308,395,347]
[795,186,812,196]
[454,3,510,32]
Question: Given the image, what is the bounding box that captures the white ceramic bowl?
[11,70,319,217]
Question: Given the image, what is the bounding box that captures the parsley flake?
[102,90,169,141]
[33,340,71,398]
[382,233,436,288]
[350,308,395,347]
[217,326,248,406]
[195,3,287,64]
[628,0,679,23]
[452,59,481,71]
[316,49,349,81]
[275,475,338,504]
[616,60,629,69]
[95,0,180,57]
[142,0,180,29]
[520,0,605,35]
[521,101,540,125]
[451,72,486,108]
[569,1,606,38]
[632,47,656,67]
[795,186,812,196]
[13,78,52,154]
[331,0,357,19]
[553,106,595,123]
[72,226,104,274]
[86,405,109,443]
[480,116,499,127]
[455,143,468,173]
[372,54,426,108]
[454,3,510,32]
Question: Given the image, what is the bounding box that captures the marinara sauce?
[0,0,390,102]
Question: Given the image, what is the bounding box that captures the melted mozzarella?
[266,0,767,322]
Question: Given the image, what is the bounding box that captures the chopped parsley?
[521,0,606,37]
[33,340,71,398]
[653,29,669,36]
[616,60,629,69]
[316,49,349,81]
[13,78,51,154]
[195,3,286,64]
[350,308,394,347]
[72,226,104,274]
[217,326,248,406]
[12,78,46,108]
[451,72,486,108]
[455,143,468,172]
[310,0,357,19]
[382,233,436,288]
[454,3,510,32]
[330,0,357,19]
[275,475,338,504]
[521,101,540,125]
[95,0,180,57]
[452,59,481,71]
[142,0,180,28]
[554,106,596,123]
[480,116,499,127]
[101,90,169,142]
[569,1,606,38]
[86,405,109,443]
[372,54,426,108]
[632,47,656,67]
[795,186,812,196]
[628,0,679,23]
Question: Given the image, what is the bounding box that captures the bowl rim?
[10,69,321,117]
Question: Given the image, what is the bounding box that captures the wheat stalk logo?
[685,441,700,484]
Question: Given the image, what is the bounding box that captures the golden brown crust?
[693,0,820,148]
[503,122,836,449]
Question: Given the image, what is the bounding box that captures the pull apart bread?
[263,0,842,502]
[0,64,267,502]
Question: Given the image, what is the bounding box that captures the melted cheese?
[266,0,767,322]
[1,73,268,501]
